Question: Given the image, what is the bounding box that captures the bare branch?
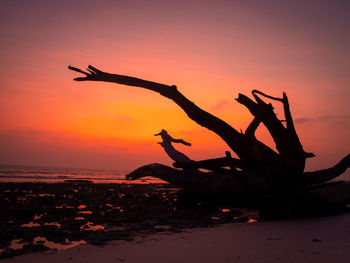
[252,89,283,101]
[245,117,260,137]
[303,154,350,185]
[69,65,278,162]
[171,138,191,146]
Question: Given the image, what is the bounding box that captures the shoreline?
[3,213,350,263]
[0,182,258,259]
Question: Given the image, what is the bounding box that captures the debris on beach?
[0,182,256,259]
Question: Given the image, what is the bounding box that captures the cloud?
[293,115,350,127]
[210,99,230,111]
[294,117,313,124]
[115,113,134,122]
[318,115,333,121]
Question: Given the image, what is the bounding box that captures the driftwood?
[69,65,350,218]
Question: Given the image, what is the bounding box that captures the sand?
[4,213,350,263]
[1,182,259,258]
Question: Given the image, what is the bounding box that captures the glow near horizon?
[0,0,349,173]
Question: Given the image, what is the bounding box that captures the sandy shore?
[0,182,258,259]
[4,213,350,263]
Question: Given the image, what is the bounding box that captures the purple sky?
[0,0,349,175]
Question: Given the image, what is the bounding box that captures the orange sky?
[0,0,349,173]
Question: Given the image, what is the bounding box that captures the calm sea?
[1,164,348,184]
[0,165,164,184]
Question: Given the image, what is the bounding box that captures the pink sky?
[0,0,349,173]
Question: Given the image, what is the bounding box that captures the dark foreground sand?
[4,213,350,263]
[0,182,257,259]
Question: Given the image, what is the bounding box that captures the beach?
[3,213,350,263]
[1,177,350,262]
[0,182,258,260]
[1,181,350,262]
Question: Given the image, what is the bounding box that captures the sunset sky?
[0,0,349,173]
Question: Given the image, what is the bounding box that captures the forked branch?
[69,65,278,162]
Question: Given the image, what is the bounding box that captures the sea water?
[0,164,164,184]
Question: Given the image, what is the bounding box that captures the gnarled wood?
[236,91,311,173]
[69,64,350,218]
[303,154,350,185]
[127,163,254,204]
[173,156,242,170]
[68,65,278,163]
[155,129,192,163]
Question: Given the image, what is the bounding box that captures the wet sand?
[0,182,257,259]
[4,213,350,263]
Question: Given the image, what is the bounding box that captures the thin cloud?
[115,114,134,122]
[210,99,230,111]
[294,117,313,124]
[294,115,349,124]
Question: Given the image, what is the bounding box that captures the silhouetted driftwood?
[303,154,350,185]
[69,65,350,218]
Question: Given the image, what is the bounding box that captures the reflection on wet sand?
[44,222,61,228]
[0,182,259,259]
[80,222,105,231]
[8,237,85,251]
[33,237,86,250]
[21,222,40,228]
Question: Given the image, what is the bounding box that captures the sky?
[0,0,349,173]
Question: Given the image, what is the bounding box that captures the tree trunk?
[69,65,350,218]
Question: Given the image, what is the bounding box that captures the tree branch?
[173,155,242,170]
[303,154,350,185]
[171,138,191,146]
[245,117,260,137]
[236,92,311,173]
[69,65,279,162]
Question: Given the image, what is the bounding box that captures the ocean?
[1,164,348,184]
[0,164,164,184]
